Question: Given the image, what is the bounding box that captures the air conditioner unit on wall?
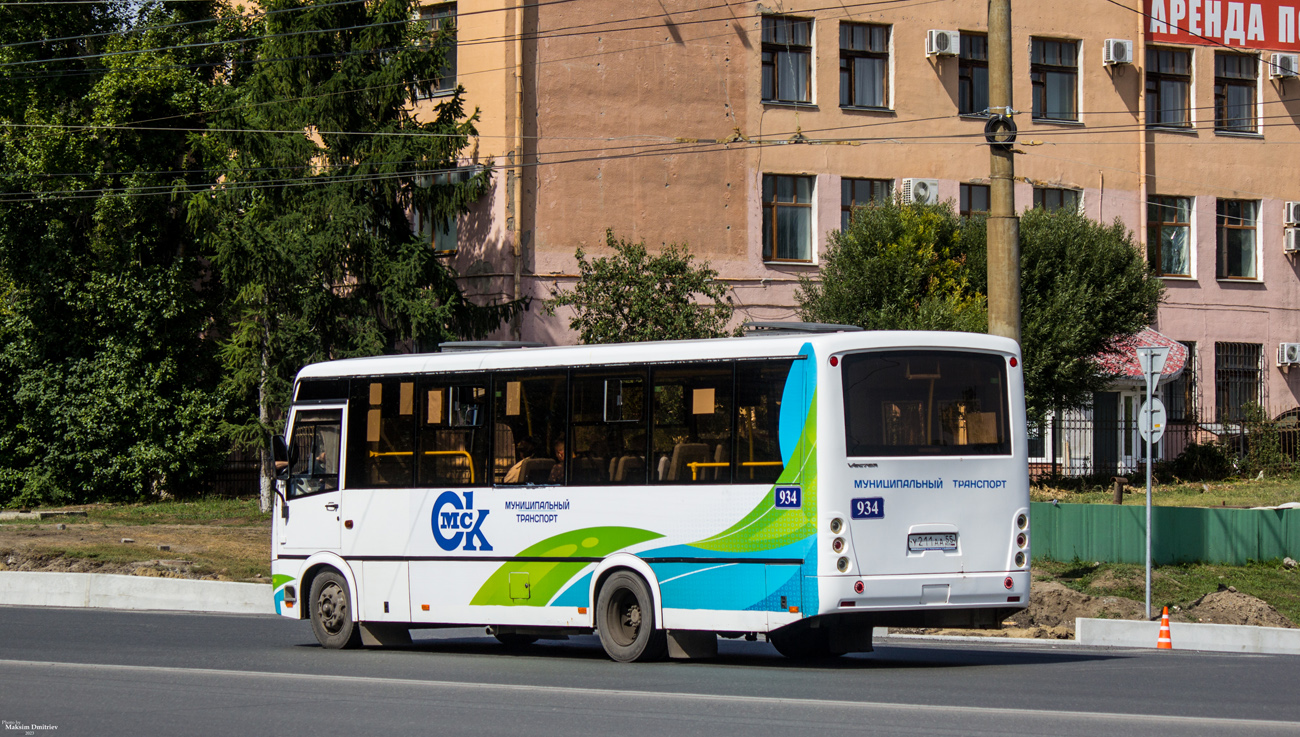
[926,30,959,57]
[1271,53,1300,78]
[1285,202,1300,226]
[1280,342,1300,366]
[902,178,940,205]
[1103,39,1133,66]
[1286,227,1300,254]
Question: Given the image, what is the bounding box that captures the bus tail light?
[1004,577,1014,589]
[853,580,865,594]
[837,557,851,573]
[1016,533,1027,548]
[1015,552,1026,567]
[829,517,843,534]
[832,537,845,553]
[1017,514,1028,530]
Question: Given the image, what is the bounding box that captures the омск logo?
[432,491,492,551]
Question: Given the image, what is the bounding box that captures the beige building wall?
[416,0,1300,415]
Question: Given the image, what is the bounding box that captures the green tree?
[0,1,231,506]
[800,201,1163,419]
[191,0,521,509]
[546,229,735,344]
[797,201,986,332]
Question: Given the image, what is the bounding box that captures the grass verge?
[1031,476,1300,508]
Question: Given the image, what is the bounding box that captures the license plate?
[908,533,958,551]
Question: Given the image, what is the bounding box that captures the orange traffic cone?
[1157,606,1173,650]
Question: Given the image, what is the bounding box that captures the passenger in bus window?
[548,439,566,484]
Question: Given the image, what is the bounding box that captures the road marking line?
[0,658,1295,731]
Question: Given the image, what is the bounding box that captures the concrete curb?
[0,571,272,615]
[1076,617,1300,655]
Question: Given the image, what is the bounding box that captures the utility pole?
[987,0,1020,344]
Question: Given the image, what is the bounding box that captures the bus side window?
[288,409,342,497]
[570,371,648,486]
[345,377,416,488]
[417,379,488,487]
[651,364,733,484]
[493,373,567,485]
[734,360,793,483]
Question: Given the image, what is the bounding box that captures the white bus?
[270,325,1030,661]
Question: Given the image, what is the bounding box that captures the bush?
[1167,441,1237,481]
[1241,402,1286,477]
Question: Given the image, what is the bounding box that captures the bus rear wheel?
[596,571,667,662]
[309,571,362,649]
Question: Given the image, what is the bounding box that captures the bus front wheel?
[309,570,362,649]
[595,571,667,662]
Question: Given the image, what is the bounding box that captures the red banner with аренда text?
[1145,0,1300,52]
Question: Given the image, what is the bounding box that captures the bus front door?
[280,407,344,553]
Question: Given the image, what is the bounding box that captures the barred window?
[1215,342,1262,423]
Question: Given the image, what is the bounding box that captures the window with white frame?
[762,16,813,105]
[1033,187,1080,212]
[1146,47,1191,127]
[841,178,892,231]
[762,174,814,262]
[1030,38,1078,122]
[840,23,889,109]
[1214,52,1258,133]
[417,3,457,98]
[1216,199,1258,279]
[1147,196,1192,277]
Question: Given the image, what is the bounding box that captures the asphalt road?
[0,606,1297,736]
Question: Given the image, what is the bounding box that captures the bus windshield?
[841,350,1010,457]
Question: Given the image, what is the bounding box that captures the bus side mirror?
[272,435,291,481]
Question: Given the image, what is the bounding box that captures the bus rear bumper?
[818,569,1029,618]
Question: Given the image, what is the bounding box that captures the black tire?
[595,571,667,662]
[492,632,539,648]
[309,571,362,649]
[769,626,840,660]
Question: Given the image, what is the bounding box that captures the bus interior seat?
[656,455,670,481]
[667,443,711,482]
[571,457,607,484]
[613,455,645,482]
[712,443,729,480]
[493,423,516,480]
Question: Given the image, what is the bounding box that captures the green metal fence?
[1030,502,1300,565]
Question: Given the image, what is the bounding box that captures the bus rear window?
[841,350,1010,457]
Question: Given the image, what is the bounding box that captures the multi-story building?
[412,0,1300,474]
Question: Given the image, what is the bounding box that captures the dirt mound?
[0,552,234,581]
[1007,580,1145,630]
[1179,587,1295,628]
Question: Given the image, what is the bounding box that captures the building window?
[1166,341,1198,422]
[1215,342,1262,423]
[1146,47,1191,127]
[958,33,989,116]
[1147,196,1191,277]
[1030,39,1078,121]
[417,3,457,97]
[1033,187,1080,212]
[840,23,889,109]
[762,16,813,104]
[1215,52,1257,133]
[1216,199,1258,279]
[841,178,892,230]
[960,183,990,218]
[762,174,814,262]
